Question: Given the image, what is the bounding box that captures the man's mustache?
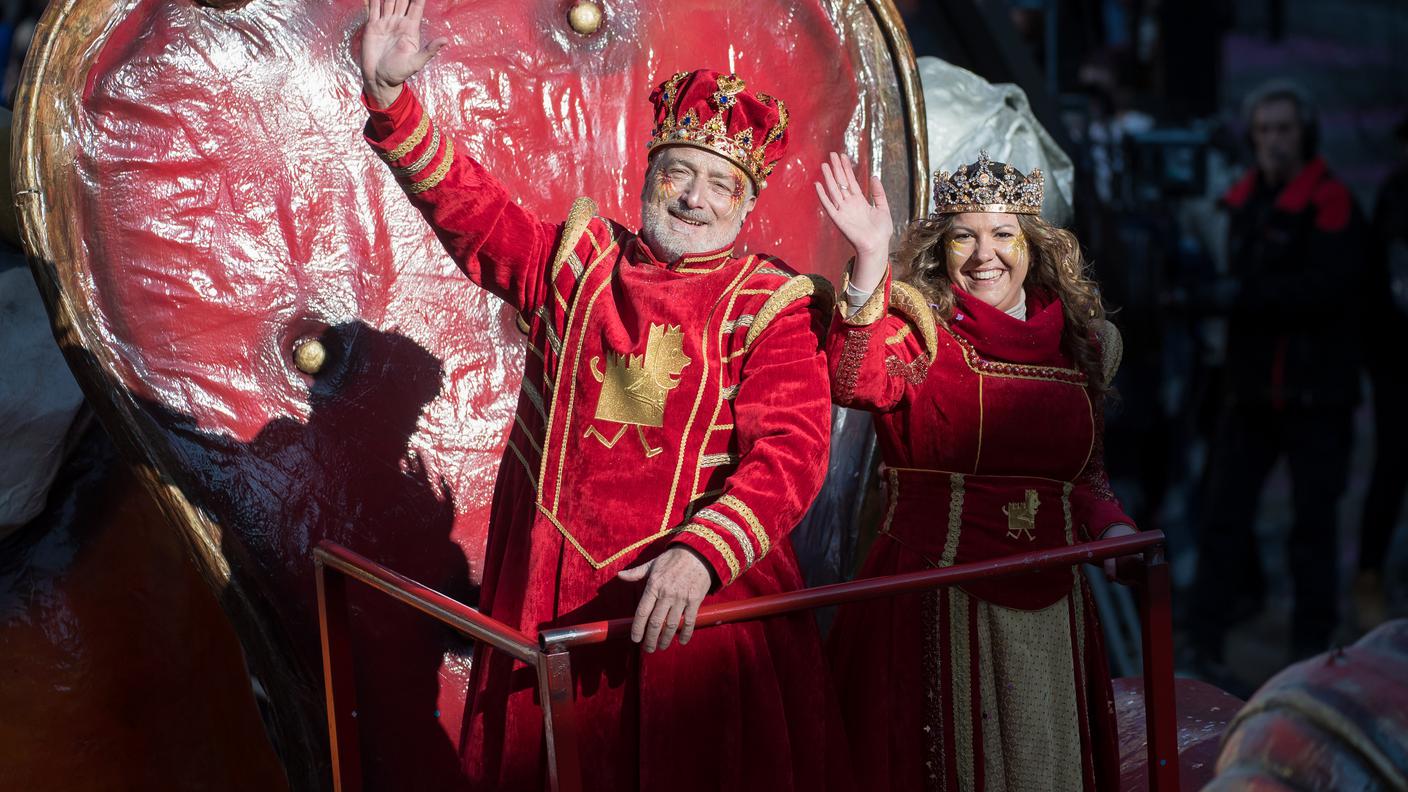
[667,205,713,224]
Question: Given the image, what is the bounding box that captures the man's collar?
[630,236,736,273]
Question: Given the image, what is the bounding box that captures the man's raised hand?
[360,0,448,108]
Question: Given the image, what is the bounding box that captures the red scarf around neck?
[949,285,1072,367]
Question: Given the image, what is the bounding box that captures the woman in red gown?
[813,151,1136,791]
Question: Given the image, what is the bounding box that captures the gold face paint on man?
[639,146,758,262]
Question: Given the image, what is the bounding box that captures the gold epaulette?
[516,196,599,335]
[889,281,939,361]
[1095,319,1123,386]
[550,196,599,280]
[743,274,836,351]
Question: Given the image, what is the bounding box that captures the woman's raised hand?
[360,0,448,108]
[815,152,892,291]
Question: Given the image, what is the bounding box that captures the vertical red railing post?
[1137,545,1179,792]
[316,560,363,792]
[538,645,584,792]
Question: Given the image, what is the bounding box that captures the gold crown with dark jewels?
[932,150,1043,215]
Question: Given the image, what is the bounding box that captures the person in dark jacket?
[1190,81,1366,668]
[1354,113,1408,628]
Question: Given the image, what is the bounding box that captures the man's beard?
[640,202,744,263]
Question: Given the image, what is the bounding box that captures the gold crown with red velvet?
[932,151,1044,215]
[647,69,790,190]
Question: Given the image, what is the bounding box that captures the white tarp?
[918,57,1075,226]
[0,262,85,535]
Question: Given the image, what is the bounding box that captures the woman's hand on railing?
[617,547,713,652]
[1098,523,1140,585]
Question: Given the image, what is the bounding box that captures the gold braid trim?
[551,197,599,281]
[394,127,440,178]
[1095,319,1123,387]
[382,111,430,162]
[718,494,769,558]
[407,138,453,194]
[841,268,888,326]
[695,508,757,568]
[890,281,939,362]
[939,472,965,567]
[743,274,836,351]
[680,524,741,583]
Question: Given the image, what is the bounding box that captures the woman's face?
[943,212,1029,313]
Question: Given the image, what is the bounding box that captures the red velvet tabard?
[875,287,1101,610]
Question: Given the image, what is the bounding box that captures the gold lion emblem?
[591,323,690,428]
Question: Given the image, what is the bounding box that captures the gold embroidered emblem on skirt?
[1002,489,1040,541]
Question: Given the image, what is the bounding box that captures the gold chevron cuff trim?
[407,138,454,194]
[383,111,431,162]
[394,127,441,178]
[695,508,756,567]
[718,494,769,557]
[721,384,740,400]
[681,524,741,583]
[699,452,740,469]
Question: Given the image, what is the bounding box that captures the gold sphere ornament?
[568,1,603,36]
[293,338,327,375]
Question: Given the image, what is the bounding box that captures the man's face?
[1250,98,1306,183]
[639,146,757,262]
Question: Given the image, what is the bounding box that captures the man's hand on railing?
[617,547,713,653]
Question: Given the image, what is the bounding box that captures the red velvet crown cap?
[647,68,789,189]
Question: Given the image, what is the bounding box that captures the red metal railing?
[314,530,1178,792]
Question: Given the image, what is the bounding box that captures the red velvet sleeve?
[825,270,933,413]
[1071,409,1136,538]
[363,85,557,316]
[671,300,832,587]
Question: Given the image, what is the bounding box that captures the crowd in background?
[902,0,1408,694]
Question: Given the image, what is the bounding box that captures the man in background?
[1190,81,1367,672]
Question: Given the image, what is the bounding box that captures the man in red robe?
[358,2,846,790]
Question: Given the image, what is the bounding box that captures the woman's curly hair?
[895,212,1110,399]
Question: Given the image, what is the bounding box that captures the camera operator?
[1188,81,1367,672]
